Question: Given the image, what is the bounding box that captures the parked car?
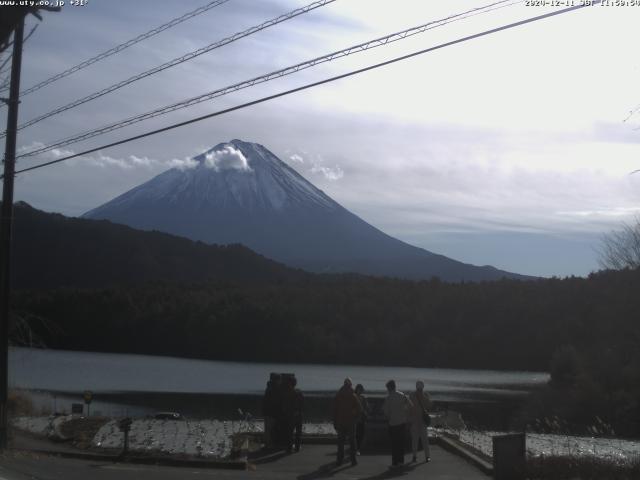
[153,412,183,420]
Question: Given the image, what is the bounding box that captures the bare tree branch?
[598,217,640,270]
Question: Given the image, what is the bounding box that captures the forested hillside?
[8,202,640,435]
[13,270,639,372]
[10,202,306,289]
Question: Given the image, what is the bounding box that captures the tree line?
[8,204,640,436]
[11,267,640,436]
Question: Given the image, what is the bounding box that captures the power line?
[4,0,337,137]
[17,0,519,158]
[0,56,13,77]
[0,0,231,98]
[0,66,11,91]
[0,24,38,88]
[10,1,599,178]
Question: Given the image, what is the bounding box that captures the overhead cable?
[0,24,39,85]
[0,0,231,98]
[17,0,518,158]
[4,0,336,136]
[9,1,599,177]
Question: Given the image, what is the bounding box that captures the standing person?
[262,374,281,449]
[275,374,291,448]
[354,384,369,455]
[291,377,304,452]
[333,378,362,467]
[382,379,412,467]
[409,380,432,463]
[281,375,301,453]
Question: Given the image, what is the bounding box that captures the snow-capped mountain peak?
[83,139,528,282]
[87,139,338,214]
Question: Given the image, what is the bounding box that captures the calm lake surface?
[10,347,549,426]
[9,347,548,401]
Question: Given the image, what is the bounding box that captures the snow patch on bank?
[449,429,640,463]
[12,416,335,459]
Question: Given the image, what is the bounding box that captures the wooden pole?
[0,17,24,450]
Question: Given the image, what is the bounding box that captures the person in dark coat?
[354,384,369,455]
[292,377,304,452]
[281,375,303,453]
[262,374,281,449]
[333,378,362,466]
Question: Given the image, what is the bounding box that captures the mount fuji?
[83,139,527,281]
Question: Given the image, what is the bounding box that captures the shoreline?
[9,345,551,375]
[16,388,528,430]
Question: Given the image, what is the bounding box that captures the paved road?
[0,444,488,480]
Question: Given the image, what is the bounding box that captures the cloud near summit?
[204,145,252,172]
[285,151,344,181]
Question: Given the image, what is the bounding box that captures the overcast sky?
[3,0,640,277]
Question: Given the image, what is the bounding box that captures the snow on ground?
[12,416,334,459]
[93,418,250,458]
[12,416,54,436]
[92,418,334,458]
[14,416,639,463]
[447,429,640,463]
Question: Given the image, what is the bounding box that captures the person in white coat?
[382,379,412,466]
[408,380,432,463]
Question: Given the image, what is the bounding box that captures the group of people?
[333,377,432,467]
[333,379,368,466]
[384,379,432,467]
[262,373,432,468]
[261,373,304,453]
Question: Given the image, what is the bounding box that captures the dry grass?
[58,417,110,449]
[7,390,35,417]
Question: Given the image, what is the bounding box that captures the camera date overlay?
[0,0,88,7]
[525,0,640,6]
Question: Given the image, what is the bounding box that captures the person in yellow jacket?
[333,378,363,466]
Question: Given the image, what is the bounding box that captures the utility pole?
[0,17,24,451]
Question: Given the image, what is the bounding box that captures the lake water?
[10,347,547,397]
[11,348,640,460]
[9,347,548,426]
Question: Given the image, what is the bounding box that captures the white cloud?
[17,141,46,154]
[556,207,640,219]
[129,155,155,167]
[286,150,344,181]
[204,145,251,172]
[311,164,344,181]
[39,149,135,170]
[12,0,640,276]
[167,157,198,170]
[50,147,75,158]
[18,141,205,171]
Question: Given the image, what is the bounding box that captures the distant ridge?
[84,139,531,282]
[10,201,306,289]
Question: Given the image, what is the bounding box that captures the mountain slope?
[84,139,529,281]
[10,202,306,289]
